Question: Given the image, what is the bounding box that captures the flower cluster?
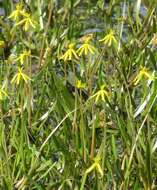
[60,37,96,62]
[60,31,117,63]
[8,3,36,31]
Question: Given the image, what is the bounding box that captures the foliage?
[0,0,157,189]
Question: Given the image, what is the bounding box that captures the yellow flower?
[0,86,8,100]
[133,66,156,85]
[8,4,37,31]
[60,43,78,62]
[8,4,24,21]
[90,85,110,103]
[77,43,96,56]
[77,34,96,56]
[85,156,103,177]
[99,30,117,46]
[15,13,36,31]
[15,50,31,65]
[11,67,31,85]
[0,40,5,48]
[76,80,86,89]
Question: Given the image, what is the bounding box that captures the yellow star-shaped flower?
[15,13,36,31]
[77,34,96,56]
[90,85,110,103]
[76,80,86,89]
[15,50,31,65]
[11,67,31,85]
[60,43,78,62]
[8,4,24,21]
[85,156,103,177]
[133,66,156,85]
[77,43,96,56]
[99,30,117,47]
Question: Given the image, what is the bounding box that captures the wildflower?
[77,34,96,56]
[90,85,110,103]
[85,156,103,177]
[60,43,78,62]
[76,80,86,89]
[99,30,117,46]
[15,50,31,65]
[11,67,31,85]
[15,13,36,31]
[0,86,8,100]
[133,66,156,85]
[0,40,5,48]
[8,4,24,21]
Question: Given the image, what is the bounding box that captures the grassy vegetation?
[0,0,157,189]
